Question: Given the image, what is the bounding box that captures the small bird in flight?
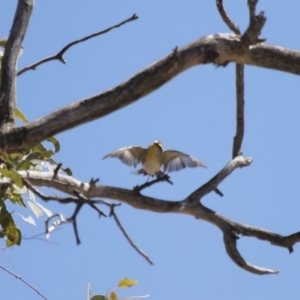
[103,140,206,179]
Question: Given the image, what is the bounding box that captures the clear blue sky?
[1,1,300,299]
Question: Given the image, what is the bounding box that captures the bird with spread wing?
[103,141,206,179]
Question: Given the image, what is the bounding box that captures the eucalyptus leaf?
[47,136,60,153]
[0,168,23,187]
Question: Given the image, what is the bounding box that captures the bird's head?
[153,140,163,151]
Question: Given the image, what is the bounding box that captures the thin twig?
[216,0,241,34]
[24,179,107,243]
[232,64,245,158]
[110,204,154,265]
[67,202,84,244]
[133,175,173,193]
[0,264,47,300]
[52,163,62,179]
[17,14,138,76]
[24,179,109,207]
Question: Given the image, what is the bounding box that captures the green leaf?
[118,277,139,288]
[0,38,7,48]
[41,150,54,159]
[0,200,22,246]
[7,193,26,208]
[47,136,60,153]
[16,160,31,170]
[25,152,43,160]
[0,168,23,188]
[14,108,28,123]
[31,143,47,153]
[0,151,9,161]
[6,227,21,246]
[63,167,72,176]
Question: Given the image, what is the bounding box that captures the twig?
[24,180,107,243]
[187,155,252,203]
[214,187,224,197]
[242,1,266,45]
[0,264,47,300]
[216,0,241,34]
[17,14,138,76]
[110,204,154,265]
[133,175,173,193]
[52,163,62,179]
[67,202,84,244]
[232,64,245,158]
[26,177,153,262]
[24,179,109,207]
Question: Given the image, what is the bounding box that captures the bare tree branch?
[110,204,154,265]
[0,0,34,129]
[242,1,266,45]
[8,155,299,275]
[133,175,173,193]
[2,36,300,153]
[232,64,245,157]
[215,1,245,157]
[24,179,153,264]
[223,231,278,275]
[1,0,300,277]
[0,264,47,300]
[186,155,251,204]
[17,14,138,76]
[216,0,241,34]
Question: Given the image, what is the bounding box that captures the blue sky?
[1,1,300,299]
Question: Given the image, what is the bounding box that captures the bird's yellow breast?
[141,144,163,175]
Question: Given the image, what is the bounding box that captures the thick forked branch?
[1,36,300,153]
[17,14,138,76]
[0,0,34,129]
[11,156,300,275]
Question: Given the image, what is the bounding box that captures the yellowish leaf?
[27,201,43,218]
[109,291,119,300]
[118,277,139,288]
[14,108,28,123]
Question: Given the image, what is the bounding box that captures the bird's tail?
[131,169,149,176]
[131,169,166,178]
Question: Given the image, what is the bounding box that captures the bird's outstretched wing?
[162,150,206,172]
[103,146,145,167]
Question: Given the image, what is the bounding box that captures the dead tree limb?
[10,156,300,275]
